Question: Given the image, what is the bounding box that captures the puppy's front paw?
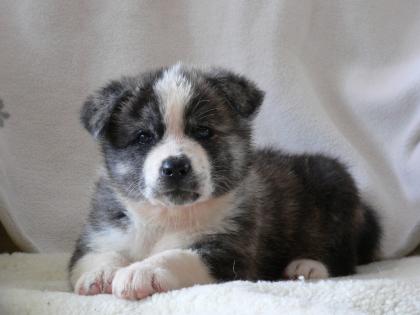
[284,259,329,280]
[112,262,178,300]
[75,266,116,295]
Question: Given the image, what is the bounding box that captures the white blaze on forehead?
[145,64,213,205]
[154,64,193,137]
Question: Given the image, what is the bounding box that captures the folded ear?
[206,69,264,119]
[80,80,132,139]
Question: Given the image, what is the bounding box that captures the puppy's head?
[81,64,264,207]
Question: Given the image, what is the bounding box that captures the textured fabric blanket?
[0,253,419,314]
[0,1,419,257]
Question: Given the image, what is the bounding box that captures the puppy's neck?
[116,189,238,233]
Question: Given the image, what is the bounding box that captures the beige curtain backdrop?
[0,1,419,257]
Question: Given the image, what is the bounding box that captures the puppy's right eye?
[137,131,154,145]
[193,126,214,140]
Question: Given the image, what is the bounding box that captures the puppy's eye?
[193,126,213,140]
[137,130,154,144]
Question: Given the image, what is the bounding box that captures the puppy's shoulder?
[251,148,296,179]
[252,147,290,167]
[252,148,350,180]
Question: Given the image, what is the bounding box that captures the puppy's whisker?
[194,98,210,108]
[196,107,217,117]
[195,108,218,121]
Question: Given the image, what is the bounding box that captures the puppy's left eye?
[193,126,213,140]
[137,130,154,144]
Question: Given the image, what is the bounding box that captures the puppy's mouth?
[159,189,200,206]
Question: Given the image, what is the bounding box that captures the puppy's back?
[251,148,381,278]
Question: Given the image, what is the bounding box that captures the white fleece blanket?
[0,253,419,315]
[0,1,419,257]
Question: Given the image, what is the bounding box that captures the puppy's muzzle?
[158,155,200,205]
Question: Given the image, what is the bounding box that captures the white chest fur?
[124,219,199,261]
[88,192,238,262]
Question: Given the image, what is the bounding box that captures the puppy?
[69,64,381,300]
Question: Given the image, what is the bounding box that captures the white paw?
[284,259,329,280]
[75,266,116,295]
[112,262,178,300]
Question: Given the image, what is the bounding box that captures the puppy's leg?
[284,259,329,280]
[70,252,129,295]
[112,249,215,300]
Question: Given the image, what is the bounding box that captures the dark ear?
[80,80,132,139]
[206,69,265,119]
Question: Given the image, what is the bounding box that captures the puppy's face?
[81,64,263,207]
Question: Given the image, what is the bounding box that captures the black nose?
[161,156,191,179]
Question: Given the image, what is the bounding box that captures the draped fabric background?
[0,1,419,257]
